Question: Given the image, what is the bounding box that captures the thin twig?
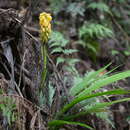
[0,38,14,44]
[0,8,11,15]
[18,49,28,88]
[110,15,130,42]
[2,63,23,97]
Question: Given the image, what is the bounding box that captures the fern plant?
[78,22,114,61]
[87,2,111,14]
[50,0,65,14]
[66,2,85,17]
[48,64,130,130]
[49,31,78,67]
[0,96,16,125]
[79,23,114,39]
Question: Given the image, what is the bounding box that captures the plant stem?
[40,44,47,91]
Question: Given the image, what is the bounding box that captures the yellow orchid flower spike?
[39,12,52,91]
[39,12,52,43]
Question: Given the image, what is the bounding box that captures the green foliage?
[0,96,16,125]
[66,2,85,17]
[50,0,130,62]
[48,82,55,107]
[116,0,127,3]
[49,31,78,66]
[56,57,79,67]
[49,31,69,48]
[124,50,130,56]
[48,120,93,130]
[39,82,55,107]
[39,91,46,107]
[79,39,100,61]
[50,0,65,14]
[87,2,111,14]
[70,63,111,96]
[79,23,113,60]
[96,112,114,128]
[49,31,78,55]
[79,23,114,39]
[46,0,130,129]
[48,64,130,129]
[56,57,65,66]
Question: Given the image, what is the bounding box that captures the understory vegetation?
[0,0,130,130]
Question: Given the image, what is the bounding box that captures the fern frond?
[67,58,80,65]
[51,47,63,54]
[79,23,114,39]
[48,82,55,107]
[67,2,85,16]
[49,31,69,48]
[63,49,78,55]
[56,57,66,66]
[50,0,65,14]
[87,2,111,14]
[96,112,114,128]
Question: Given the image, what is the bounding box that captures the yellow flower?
[39,12,52,43]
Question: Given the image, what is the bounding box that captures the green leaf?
[67,58,80,66]
[48,120,94,130]
[58,89,129,117]
[50,0,65,14]
[96,112,115,128]
[111,50,119,56]
[51,47,63,54]
[63,49,78,55]
[63,98,130,121]
[86,43,97,54]
[49,31,69,48]
[39,91,46,106]
[124,51,130,56]
[56,57,65,66]
[79,70,130,97]
[70,63,112,96]
[48,82,55,107]
[79,23,114,39]
[67,2,85,17]
[87,2,111,14]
